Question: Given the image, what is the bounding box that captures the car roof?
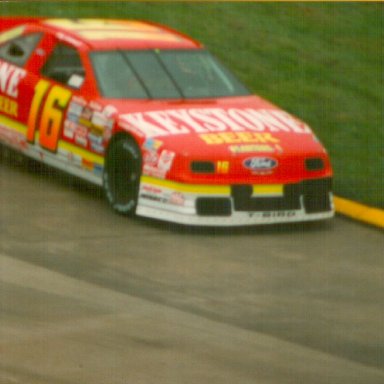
[40,18,201,50]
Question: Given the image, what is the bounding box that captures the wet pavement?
[1,156,383,384]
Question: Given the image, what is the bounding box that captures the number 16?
[27,80,72,152]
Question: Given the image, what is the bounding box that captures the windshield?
[90,49,250,99]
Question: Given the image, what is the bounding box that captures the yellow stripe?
[59,141,104,165]
[141,175,231,195]
[0,25,25,44]
[0,115,26,134]
[79,31,181,42]
[334,196,384,229]
[253,184,283,195]
[141,176,284,196]
[0,115,104,165]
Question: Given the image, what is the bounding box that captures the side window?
[41,43,85,89]
[0,33,42,66]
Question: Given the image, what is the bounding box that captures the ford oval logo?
[243,157,278,172]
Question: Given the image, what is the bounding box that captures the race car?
[0,18,334,226]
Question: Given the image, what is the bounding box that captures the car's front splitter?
[136,175,334,226]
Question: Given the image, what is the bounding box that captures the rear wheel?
[103,137,141,215]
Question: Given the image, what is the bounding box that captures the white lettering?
[6,67,26,98]
[245,109,291,132]
[0,60,26,98]
[0,61,13,94]
[271,110,312,134]
[189,109,227,132]
[121,113,168,137]
[146,110,189,135]
[227,108,265,131]
[209,108,245,131]
[168,109,207,133]
[120,108,313,139]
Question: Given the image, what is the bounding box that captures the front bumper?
[136,175,334,226]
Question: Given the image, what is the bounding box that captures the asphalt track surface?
[1,154,383,384]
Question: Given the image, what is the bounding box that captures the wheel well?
[102,132,142,216]
[106,132,140,157]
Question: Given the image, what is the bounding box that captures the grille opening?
[305,158,324,171]
[230,178,332,214]
[231,184,301,212]
[196,198,232,216]
[191,161,215,174]
[303,178,332,213]
[231,185,253,200]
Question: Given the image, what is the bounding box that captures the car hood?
[112,95,326,158]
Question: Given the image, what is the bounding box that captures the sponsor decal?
[247,211,296,219]
[91,111,110,134]
[157,150,175,171]
[140,188,186,207]
[67,100,84,123]
[67,113,80,124]
[216,161,229,174]
[56,147,81,166]
[140,193,164,204]
[169,192,185,206]
[79,106,93,124]
[143,149,175,179]
[75,125,88,136]
[0,124,26,150]
[103,128,113,142]
[0,59,26,98]
[71,96,87,106]
[64,150,81,164]
[67,74,84,89]
[143,138,163,151]
[144,151,159,166]
[100,108,115,141]
[200,132,279,145]
[68,102,85,117]
[93,163,103,176]
[262,211,296,218]
[81,158,94,171]
[229,144,282,154]
[243,157,278,174]
[75,135,87,147]
[89,132,103,144]
[103,104,118,118]
[65,101,112,154]
[89,125,103,137]
[89,101,103,112]
[74,126,88,147]
[142,185,163,195]
[142,138,163,167]
[0,94,18,117]
[120,108,312,138]
[90,141,104,154]
[63,120,77,139]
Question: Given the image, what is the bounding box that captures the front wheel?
[103,137,142,215]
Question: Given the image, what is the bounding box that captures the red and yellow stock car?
[0,18,333,225]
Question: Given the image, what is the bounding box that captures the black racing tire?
[103,136,142,216]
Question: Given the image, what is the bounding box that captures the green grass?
[1,1,383,208]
